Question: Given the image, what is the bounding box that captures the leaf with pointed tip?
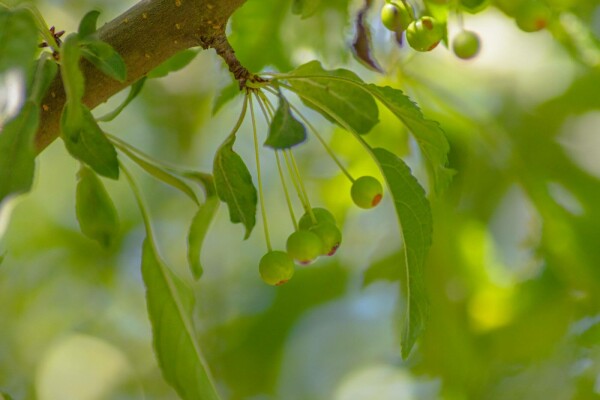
[213,137,257,239]
[188,195,220,280]
[78,9,100,37]
[116,142,199,205]
[97,78,146,122]
[81,39,126,82]
[76,166,119,247]
[286,60,379,134]
[0,101,39,203]
[371,147,432,359]
[264,95,307,149]
[364,85,453,193]
[141,239,221,400]
[61,103,120,179]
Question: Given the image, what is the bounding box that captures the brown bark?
[35,0,247,152]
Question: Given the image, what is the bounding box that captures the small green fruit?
[452,30,481,59]
[286,230,324,264]
[515,1,551,32]
[406,16,444,52]
[298,207,336,230]
[381,2,413,33]
[310,222,342,256]
[351,176,383,209]
[259,251,294,286]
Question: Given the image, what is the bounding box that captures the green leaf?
[141,239,221,400]
[0,7,38,74]
[81,39,127,82]
[264,95,307,149]
[60,34,85,102]
[213,137,257,239]
[78,9,100,37]
[371,147,432,359]
[61,103,120,179]
[29,53,58,105]
[285,60,379,135]
[147,49,198,79]
[115,142,199,205]
[212,80,241,115]
[188,195,220,280]
[0,392,14,400]
[364,85,454,193]
[75,165,119,247]
[97,78,146,122]
[0,101,39,203]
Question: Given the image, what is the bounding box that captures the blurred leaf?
[0,392,13,400]
[0,101,39,203]
[97,78,146,122]
[229,0,292,72]
[213,136,257,239]
[78,9,100,37]
[141,239,221,400]
[188,195,220,280]
[29,53,58,105]
[364,85,453,193]
[61,104,120,180]
[362,250,404,287]
[285,60,379,134]
[264,94,307,149]
[60,34,85,102]
[111,136,199,204]
[292,0,321,18]
[147,49,199,79]
[75,165,119,247]
[351,0,383,73]
[371,147,432,359]
[0,7,38,74]
[212,80,241,115]
[81,39,127,82]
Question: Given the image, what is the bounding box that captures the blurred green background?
[1,0,600,398]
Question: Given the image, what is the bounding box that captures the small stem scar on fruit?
[248,90,272,251]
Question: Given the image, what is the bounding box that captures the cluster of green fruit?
[259,176,383,286]
[381,0,481,59]
[381,0,553,60]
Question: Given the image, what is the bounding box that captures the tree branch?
[35,0,247,152]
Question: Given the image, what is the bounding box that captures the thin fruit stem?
[288,149,317,224]
[121,162,154,238]
[276,151,298,231]
[253,91,299,232]
[283,149,309,212]
[287,100,355,183]
[255,89,276,119]
[249,90,272,252]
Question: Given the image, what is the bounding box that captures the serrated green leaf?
[147,49,198,79]
[212,80,241,115]
[264,95,307,149]
[286,60,379,134]
[141,239,221,400]
[61,104,120,179]
[60,33,85,102]
[81,39,126,82]
[371,147,432,359]
[0,101,39,203]
[292,0,322,18]
[78,9,100,37]
[213,137,257,239]
[97,78,146,122]
[0,8,38,74]
[364,85,454,193]
[188,195,220,280]
[115,142,199,205]
[29,53,58,105]
[75,165,119,247]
